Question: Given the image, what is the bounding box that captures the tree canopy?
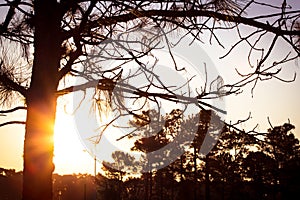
[0,0,299,200]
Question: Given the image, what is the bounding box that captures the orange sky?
[0,0,299,175]
[0,44,299,175]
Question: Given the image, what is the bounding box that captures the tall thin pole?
[93,143,97,177]
[94,143,97,200]
[94,155,97,177]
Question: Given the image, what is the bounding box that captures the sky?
[0,0,299,175]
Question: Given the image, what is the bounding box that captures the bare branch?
[0,106,27,114]
[0,68,28,98]
[84,10,300,36]
[0,120,25,127]
[0,0,22,33]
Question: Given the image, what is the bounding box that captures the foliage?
[100,121,300,200]
[0,0,299,199]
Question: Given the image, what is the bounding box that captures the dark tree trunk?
[205,155,210,200]
[160,172,163,200]
[180,155,184,182]
[149,171,153,200]
[22,1,61,200]
[145,173,149,200]
[193,146,197,200]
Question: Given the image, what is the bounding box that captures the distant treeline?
[0,169,97,200]
[1,111,300,200]
[99,111,300,200]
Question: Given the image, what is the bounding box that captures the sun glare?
[53,110,95,175]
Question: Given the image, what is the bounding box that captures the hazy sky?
[0,0,299,175]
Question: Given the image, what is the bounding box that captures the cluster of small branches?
[0,0,299,134]
[0,38,30,107]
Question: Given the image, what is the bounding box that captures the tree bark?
[22,1,61,200]
[193,146,197,200]
[205,155,210,200]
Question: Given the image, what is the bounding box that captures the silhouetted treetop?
[1,1,299,200]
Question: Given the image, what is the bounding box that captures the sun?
[53,109,95,175]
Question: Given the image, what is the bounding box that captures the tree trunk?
[149,171,153,200]
[22,1,61,200]
[205,155,210,200]
[193,146,197,200]
[180,155,184,182]
[145,173,149,200]
[160,171,163,200]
